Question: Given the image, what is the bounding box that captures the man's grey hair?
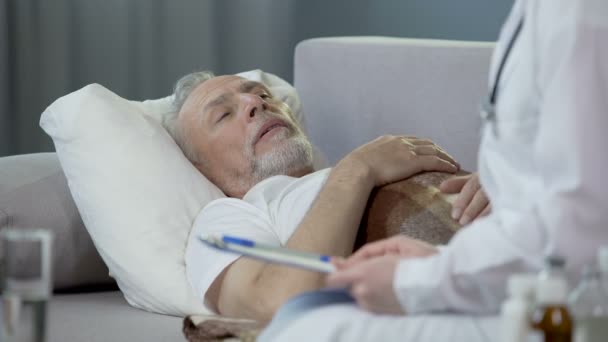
[163,70,215,162]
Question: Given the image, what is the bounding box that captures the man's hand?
[327,236,438,314]
[345,136,460,187]
[440,172,491,226]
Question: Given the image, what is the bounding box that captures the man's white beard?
[250,132,313,182]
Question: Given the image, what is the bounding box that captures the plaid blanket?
[182,315,263,342]
[356,171,463,249]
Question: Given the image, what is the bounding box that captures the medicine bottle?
[530,256,573,342]
[500,274,537,342]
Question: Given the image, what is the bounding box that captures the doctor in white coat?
[263,0,608,340]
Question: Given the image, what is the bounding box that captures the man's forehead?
[180,75,268,126]
[194,75,249,105]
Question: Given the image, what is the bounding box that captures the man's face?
[179,75,313,197]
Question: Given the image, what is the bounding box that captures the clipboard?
[199,234,336,273]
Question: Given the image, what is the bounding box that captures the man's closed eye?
[218,112,231,123]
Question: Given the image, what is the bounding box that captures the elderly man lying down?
[164,71,489,321]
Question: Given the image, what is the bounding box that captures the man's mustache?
[247,112,295,146]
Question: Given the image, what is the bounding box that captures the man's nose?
[241,94,267,122]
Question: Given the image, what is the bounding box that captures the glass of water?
[0,229,52,342]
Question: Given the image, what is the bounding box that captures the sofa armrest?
[0,153,113,290]
[294,36,494,171]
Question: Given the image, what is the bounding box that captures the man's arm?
[209,136,459,321]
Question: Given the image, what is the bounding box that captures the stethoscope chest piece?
[481,98,496,121]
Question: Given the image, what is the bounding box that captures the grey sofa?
[0,37,493,341]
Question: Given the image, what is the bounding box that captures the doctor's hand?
[440,172,491,226]
[327,255,404,314]
[327,236,437,314]
[336,235,437,267]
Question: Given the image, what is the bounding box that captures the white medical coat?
[395,0,608,314]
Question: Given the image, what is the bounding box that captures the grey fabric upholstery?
[295,37,494,171]
[0,153,112,290]
[0,208,7,233]
[47,292,182,342]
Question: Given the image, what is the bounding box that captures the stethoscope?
[480,18,524,127]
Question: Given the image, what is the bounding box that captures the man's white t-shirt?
[185,168,331,312]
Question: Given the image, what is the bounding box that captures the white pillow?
[39,70,319,316]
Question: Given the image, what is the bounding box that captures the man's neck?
[288,165,314,178]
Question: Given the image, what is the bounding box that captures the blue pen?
[199,234,335,273]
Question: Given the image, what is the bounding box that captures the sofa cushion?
[294,37,493,171]
[0,153,113,290]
